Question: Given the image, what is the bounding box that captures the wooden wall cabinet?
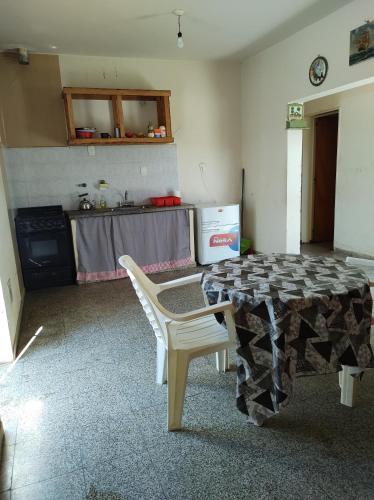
[62,87,173,145]
[0,54,66,147]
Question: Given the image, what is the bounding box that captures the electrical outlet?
[7,278,13,304]
[140,166,148,177]
[87,146,96,157]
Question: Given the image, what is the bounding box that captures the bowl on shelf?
[76,128,96,139]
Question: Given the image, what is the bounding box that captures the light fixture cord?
[178,15,181,34]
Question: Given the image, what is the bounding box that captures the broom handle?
[240,168,245,238]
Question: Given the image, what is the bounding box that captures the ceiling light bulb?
[177,33,184,49]
[174,11,185,49]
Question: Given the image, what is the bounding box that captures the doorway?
[311,112,339,245]
[287,75,374,256]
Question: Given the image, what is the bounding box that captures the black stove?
[15,205,75,290]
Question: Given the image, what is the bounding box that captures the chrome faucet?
[117,189,134,207]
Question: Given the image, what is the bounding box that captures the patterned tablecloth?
[202,254,374,425]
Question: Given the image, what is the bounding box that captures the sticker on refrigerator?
[209,226,239,250]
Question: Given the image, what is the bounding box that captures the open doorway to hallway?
[301,108,339,255]
[311,112,339,246]
[288,78,374,258]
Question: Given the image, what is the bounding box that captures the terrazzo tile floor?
[300,243,347,259]
[1,268,374,499]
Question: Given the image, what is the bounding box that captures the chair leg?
[216,349,228,372]
[167,350,189,431]
[156,340,167,385]
[340,365,363,407]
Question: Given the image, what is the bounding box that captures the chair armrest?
[158,273,203,291]
[167,300,233,322]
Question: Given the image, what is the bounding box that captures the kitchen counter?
[66,203,194,219]
[68,203,196,282]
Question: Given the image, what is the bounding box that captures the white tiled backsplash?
[5,145,179,210]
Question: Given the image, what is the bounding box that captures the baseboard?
[11,287,25,359]
[334,247,374,260]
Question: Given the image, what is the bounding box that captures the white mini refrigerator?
[195,204,240,265]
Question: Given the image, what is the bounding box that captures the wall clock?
[309,56,328,86]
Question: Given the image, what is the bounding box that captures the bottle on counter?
[147,122,154,138]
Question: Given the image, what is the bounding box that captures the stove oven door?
[18,230,72,270]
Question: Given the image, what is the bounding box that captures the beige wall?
[0,120,23,362]
[0,53,66,147]
[1,53,242,205]
[59,55,242,205]
[241,0,374,253]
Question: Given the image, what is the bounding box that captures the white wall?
[286,130,303,254]
[301,83,374,257]
[59,55,242,206]
[334,86,374,257]
[0,141,23,362]
[241,0,374,253]
[6,145,179,210]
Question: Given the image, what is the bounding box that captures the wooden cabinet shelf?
[67,137,174,146]
[62,87,173,146]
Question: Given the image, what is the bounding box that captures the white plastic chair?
[118,255,236,430]
[339,257,374,407]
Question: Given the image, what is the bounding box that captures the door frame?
[286,75,374,255]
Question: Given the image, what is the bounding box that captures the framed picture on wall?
[349,21,374,66]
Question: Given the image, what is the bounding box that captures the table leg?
[340,366,364,407]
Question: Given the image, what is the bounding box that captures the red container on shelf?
[150,197,165,207]
[164,197,174,206]
[171,196,181,205]
[76,131,94,138]
[75,128,96,139]
[150,196,181,207]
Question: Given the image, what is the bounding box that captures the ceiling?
[0,0,353,61]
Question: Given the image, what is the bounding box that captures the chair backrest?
[118,255,169,344]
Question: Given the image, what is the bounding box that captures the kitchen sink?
[113,204,154,210]
[76,204,162,216]
[94,206,139,213]
[113,206,139,211]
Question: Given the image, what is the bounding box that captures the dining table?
[201,254,374,426]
